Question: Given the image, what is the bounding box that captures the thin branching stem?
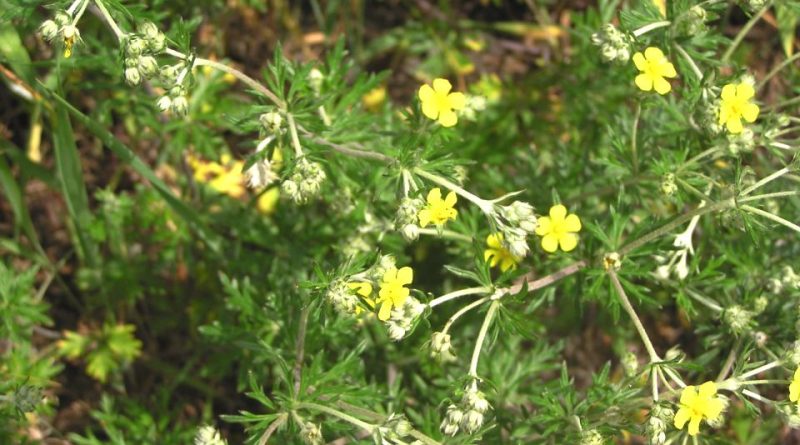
[468,300,500,377]
[608,269,660,362]
[429,286,492,308]
[721,1,771,63]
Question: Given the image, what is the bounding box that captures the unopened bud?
[39,20,59,41]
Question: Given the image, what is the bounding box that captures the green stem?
[674,44,704,80]
[429,286,491,308]
[413,168,494,214]
[418,228,472,243]
[93,0,124,39]
[298,402,375,431]
[619,199,734,256]
[608,269,660,362]
[287,113,304,157]
[738,190,799,203]
[684,289,723,312]
[442,297,489,334]
[721,2,771,63]
[740,167,790,196]
[468,300,500,377]
[631,102,641,175]
[739,360,783,380]
[741,204,800,234]
[677,147,721,173]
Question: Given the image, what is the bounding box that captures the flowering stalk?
[287,113,305,157]
[740,167,791,196]
[417,228,472,242]
[741,205,800,234]
[632,20,671,37]
[758,52,800,90]
[608,269,660,362]
[297,402,376,431]
[468,300,500,377]
[93,0,124,39]
[674,44,704,80]
[442,297,489,335]
[738,360,783,380]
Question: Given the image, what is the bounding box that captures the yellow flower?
[377,267,413,321]
[719,82,760,134]
[632,47,677,95]
[348,281,375,316]
[484,233,521,272]
[188,154,247,199]
[535,204,581,253]
[362,86,387,112]
[418,78,466,127]
[418,188,458,228]
[256,188,280,215]
[790,368,800,402]
[674,381,725,436]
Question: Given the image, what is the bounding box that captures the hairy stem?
[608,269,660,362]
[721,2,771,63]
[469,300,500,377]
[429,286,492,308]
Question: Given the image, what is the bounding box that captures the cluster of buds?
[299,422,323,445]
[674,5,707,37]
[579,429,604,445]
[378,414,413,442]
[385,296,425,341]
[430,331,456,362]
[194,425,227,445]
[39,11,81,58]
[742,0,768,13]
[723,304,755,334]
[646,404,674,445]
[768,265,800,295]
[281,158,327,204]
[723,128,756,155]
[660,173,677,197]
[440,384,491,436]
[245,138,280,189]
[367,255,396,283]
[121,22,167,87]
[326,279,360,315]
[12,385,42,413]
[494,201,538,258]
[590,24,632,63]
[457,95,488,121]
[620,351,639,377]
[395,197,424,242]
[308,68,324,94]
[260,111,285,135]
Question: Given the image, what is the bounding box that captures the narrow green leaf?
[47,90,222,253]
[51,103,99,267]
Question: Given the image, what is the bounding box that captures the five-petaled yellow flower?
[674,381,725,436]
[790,368,800,403]
[418,78,466,127]
[377,267,413,321]
[348,281,375,316]
[418,188,458,228]
[632,47,677,95]
[484,233,520,272]
[719,82,759,134]
[535,204,581,253]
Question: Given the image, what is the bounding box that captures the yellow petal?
[654,77,671,95]
[742,103,759,123]
[383,267,398,283]
[698,381,717,398]
[559,233,578,252]
[427,188,442,204]
[661,62,677,78]
[541,233,559,253]
[444,191,457,207]
[718,103,731,125]
[635,74,654,92]
[704,398,724,420]
[447,92,466,110]
[674,407,690,429]
[726,116,743,134]
[687,416,701,436]
[438,110,458,127]
[418,84,434,102]
[564,214,582,232]
[378,301,392,321]
[790,381,800,402]
[721,84,736,101]
[432,78,452,94]
[736,82,755,100]
[644,46,664,61]
[418,209,431,228]
[535,217,552,236]
[487,233,502,248]
[500,257,516,272]
[680,386,698,405]
[484,249,496,264]
[396,266,413,285]
[549,204,567,222]
[632,52,646,71]
[421,99,439,120]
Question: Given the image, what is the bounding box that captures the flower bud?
[621,351,639,377]
[785,340,800,365]
[460,409,484,434]
[124,67,142,86]
[54,11,71,26]
[661,173,677,196]
[308,68,324,93]
[463,389,490,414]
[138,55,159,78]
[387,321,407,341]
[156,95,172,112]
[401,224,419,242]
[580,429,604,445]
[39,20,59,41]
[170,96,189,117]
[723,305,754,334]
[194,425,226,445]
[138,21,159,39]
[124,35,146,58]
[259,111,283,134]
[13,385,42,413]
[300,422,323,445]
[160,64,181,83]
[752,295,768,314]
[603,252,621,271]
